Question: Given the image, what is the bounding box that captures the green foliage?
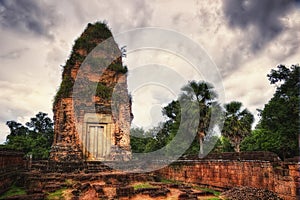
[180,81,219,156]
[181,81,218,132]
[159,179,183,184]
[46,188,67,200]
[211,136,234,153]
[108,63,128,73]
[130,123,177,154]
[4,112,54,159]
[6,121,28,137]
[54,22,127,105]
[64,179,77,187]
[222,101,254,152]
[54,22,112,104]
[130,127,156,153]
[241,129,281,153]
[193,186,221,196]
[183,138,200,155]
[130,81,221,157]
[96,83,113,100]
[132,182,157,190]
[130,65,299,159]
[0,184,26,199]
[64,53,85,73]
[73,22,112,52]
[243,64,299,159]
[162,100,181,122]
[85,22,112,41]
[73,37,96,53]
[54,75,74,104]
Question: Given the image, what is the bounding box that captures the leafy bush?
[73,22,112,52]
[96,83,113,100]
[54,21,126,105]
[108,63,128,74]
[54,75,74,104]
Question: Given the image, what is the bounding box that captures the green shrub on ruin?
[96,83,113,100]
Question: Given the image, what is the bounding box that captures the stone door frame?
[82,113,114,161]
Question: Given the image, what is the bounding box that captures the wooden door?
[86,124,110,160]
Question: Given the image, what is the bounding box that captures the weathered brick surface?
[157,160,299,200]
[0,149,25,194]
[50,23,132,162]
[0,149,24,170]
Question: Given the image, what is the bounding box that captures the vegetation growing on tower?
[54,21,127,105]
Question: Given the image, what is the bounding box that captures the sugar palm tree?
[180,81,218,156]
[222,101,254,152]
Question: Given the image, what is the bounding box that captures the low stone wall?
[0,149,24,170]
[157,160,299,200]
[0,149,25,194]
[199,151,281,162]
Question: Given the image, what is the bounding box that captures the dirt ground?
[69,181,221,200]
[129,188,218,200]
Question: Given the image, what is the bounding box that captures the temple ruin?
[0,21,298,200]
[50,22,132,162]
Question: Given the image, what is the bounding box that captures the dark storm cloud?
[223,0,297,51]
[0,0,58,38]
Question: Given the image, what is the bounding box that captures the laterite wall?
[157,160,299,200]
[0,149,25,194]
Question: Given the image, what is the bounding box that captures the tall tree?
[6,121,28,136]
[4,112,54,159]
[222,101,254,152]
[180,81,218,156]
[129,81,220,157]
[257,64,299,158]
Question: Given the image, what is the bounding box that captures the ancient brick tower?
[50,22,132,162]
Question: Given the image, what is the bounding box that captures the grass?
[0,185,26,199]
[47,188,67,200]
[64,179,77,187]
[132,182,157,190]
[193,185,221,196]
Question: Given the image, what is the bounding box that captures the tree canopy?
[3,112,54,159]
[130,81,221,157]
[180,81,219,156]
[131,64,299,159]
[242,64,299,159]
[222,101,254,152]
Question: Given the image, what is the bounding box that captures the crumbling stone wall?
[157,160,299,200]
[0,149,24,169]
[50,22,132,162]
[0,149,25,194]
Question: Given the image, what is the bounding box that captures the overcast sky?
[0,0,299,143]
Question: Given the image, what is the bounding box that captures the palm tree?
[222,101,254,152]
[180,81,218,157]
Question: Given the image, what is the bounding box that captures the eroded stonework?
[50,22,132,162]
